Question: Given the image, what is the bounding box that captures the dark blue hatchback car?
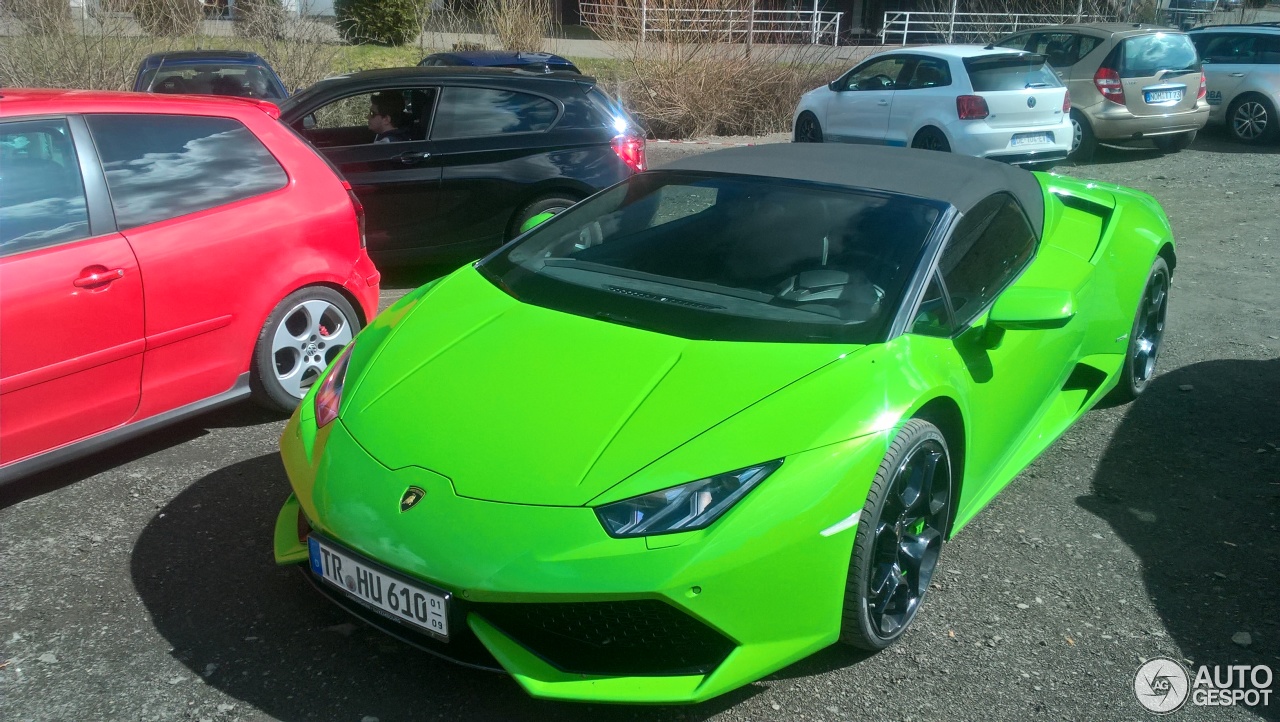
[418,50,580,74]
[134,50,290,100]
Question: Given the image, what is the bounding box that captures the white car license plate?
[1144,89,1183,104]
[1012,132,1052,147]
[309,536,449,638]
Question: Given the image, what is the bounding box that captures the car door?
[426,85,563,252]
[0,116,144,467]
[291,87,442,261]
[825,55,910,145]
[1195,33,1256,115]
[886,55,951,147]
[83,113,290,416]
[906,194,1083,500]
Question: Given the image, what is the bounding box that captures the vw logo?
[400,486,426,512]
[1027,96,1037,108]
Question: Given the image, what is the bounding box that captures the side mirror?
[829,79,842,92]
[302,115,316,130]
[989,287,1075,330]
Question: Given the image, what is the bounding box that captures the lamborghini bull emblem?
[400,486,426,512]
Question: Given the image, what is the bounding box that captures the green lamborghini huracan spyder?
[273,144,1173,703]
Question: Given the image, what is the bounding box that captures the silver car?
[1189,23,1280,144]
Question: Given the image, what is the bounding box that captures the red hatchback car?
[0,90,380,483]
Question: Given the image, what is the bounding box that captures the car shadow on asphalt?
[1078,357,1279,720]
[130,453,758,721]
[0,402,283,509]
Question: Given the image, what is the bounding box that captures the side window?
[995,34,1031,52]
[302,89,436,146]
[1032,33,1080,68]
[1200,34,1258,64]
[431,87,559,140]
[86,114,287,230]
[843,56,909,91]
[0,119,90,254]
[1262,36,1280,65]
[1077,35,1101,61]
[901,57,952,89]
[937,194,1036,326]
[910,273,954,337]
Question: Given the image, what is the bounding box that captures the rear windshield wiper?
[1025,82,1053,88]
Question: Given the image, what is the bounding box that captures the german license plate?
[309,536,449,638]
[1012,132,1052,147]
[1144,89,1183,104]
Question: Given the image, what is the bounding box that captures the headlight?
[595,460,782,538]
[314,341,356,428]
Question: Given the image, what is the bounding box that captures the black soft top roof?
[661,144,1045,237]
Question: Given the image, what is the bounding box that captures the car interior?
[147,65,280,99]
[299,89,439,148]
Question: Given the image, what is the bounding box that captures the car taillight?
[342,180,366,248]
[956,95,990,120]
[1063,89,1071,113]
[1094,66,1125,105]
[612,134,646,173]
[1197,72,1207,100]
[314,341,355,429]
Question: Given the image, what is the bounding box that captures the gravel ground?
[1,127,1277,722]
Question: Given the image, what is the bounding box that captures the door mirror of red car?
[989,287,1076,331]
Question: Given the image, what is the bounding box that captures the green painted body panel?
[274,172,1175,704]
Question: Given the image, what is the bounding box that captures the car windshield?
[480,172,943,344]
[140,64,284,99]
[1119,33,1200,77]
[963,54,1061,91]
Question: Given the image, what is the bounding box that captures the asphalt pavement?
[1,127,1277,722]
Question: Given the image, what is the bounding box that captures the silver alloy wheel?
[1071,117,1083,152]
[270,299,353,399]
[1232,101,1268,141]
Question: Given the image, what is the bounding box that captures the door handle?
[877,99,889,106]
[397,151,431,164]
[73,267,125,288]
[1229,72,1245,77]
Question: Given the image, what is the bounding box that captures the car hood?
[341,269,855,506]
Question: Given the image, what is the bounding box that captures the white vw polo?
[794,45,1072,167]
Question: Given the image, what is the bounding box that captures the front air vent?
[605,286,724,310]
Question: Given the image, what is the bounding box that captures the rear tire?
[910,127,950,152]
[1109,255,1170,403]
[1227,94,1277,144]
[794,112,823,143]
[508,193,579,239]
[840,419,952,651]
[1068,109,1097,162]
[251,286,361,413]
[1153,130,1196,152]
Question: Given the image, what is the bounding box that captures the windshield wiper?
[1025,82,1052,88]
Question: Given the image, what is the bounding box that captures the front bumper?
[274,413,887,703]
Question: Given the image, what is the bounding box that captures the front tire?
[1153,130,1196,152]
[841,419,952,651]
[910,127,950,152]
[794,111,823,143]
[251,286,360,413]
[1227,94,1277,144]
[1110,256,1170,403]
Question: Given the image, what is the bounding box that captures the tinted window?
[938,194,1036,326]
[0,119,90,254]
[1118,33,1199,78]
[481,172,943,344]
[431,87,558,139]
[87,114,287,230]
[844,56,909,91]
[139,63,283,99]
[995,35,1032,52]
[963,54,1061,91]
[1198,34,1258,63]
[901,57,952,89]
[910,273,954,337]
[1078,35,1102,60]
[1264,36,1280,64]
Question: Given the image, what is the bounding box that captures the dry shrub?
[237,4,344,92]
[589,0,847,138]
[0,3,181,89]
[480,0,551,52]
[131,0,203,36]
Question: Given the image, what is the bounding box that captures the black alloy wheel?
[911,127,950,153]
[842,419,952,650]
[794,112,823,143]
[1113,256,1170,402]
